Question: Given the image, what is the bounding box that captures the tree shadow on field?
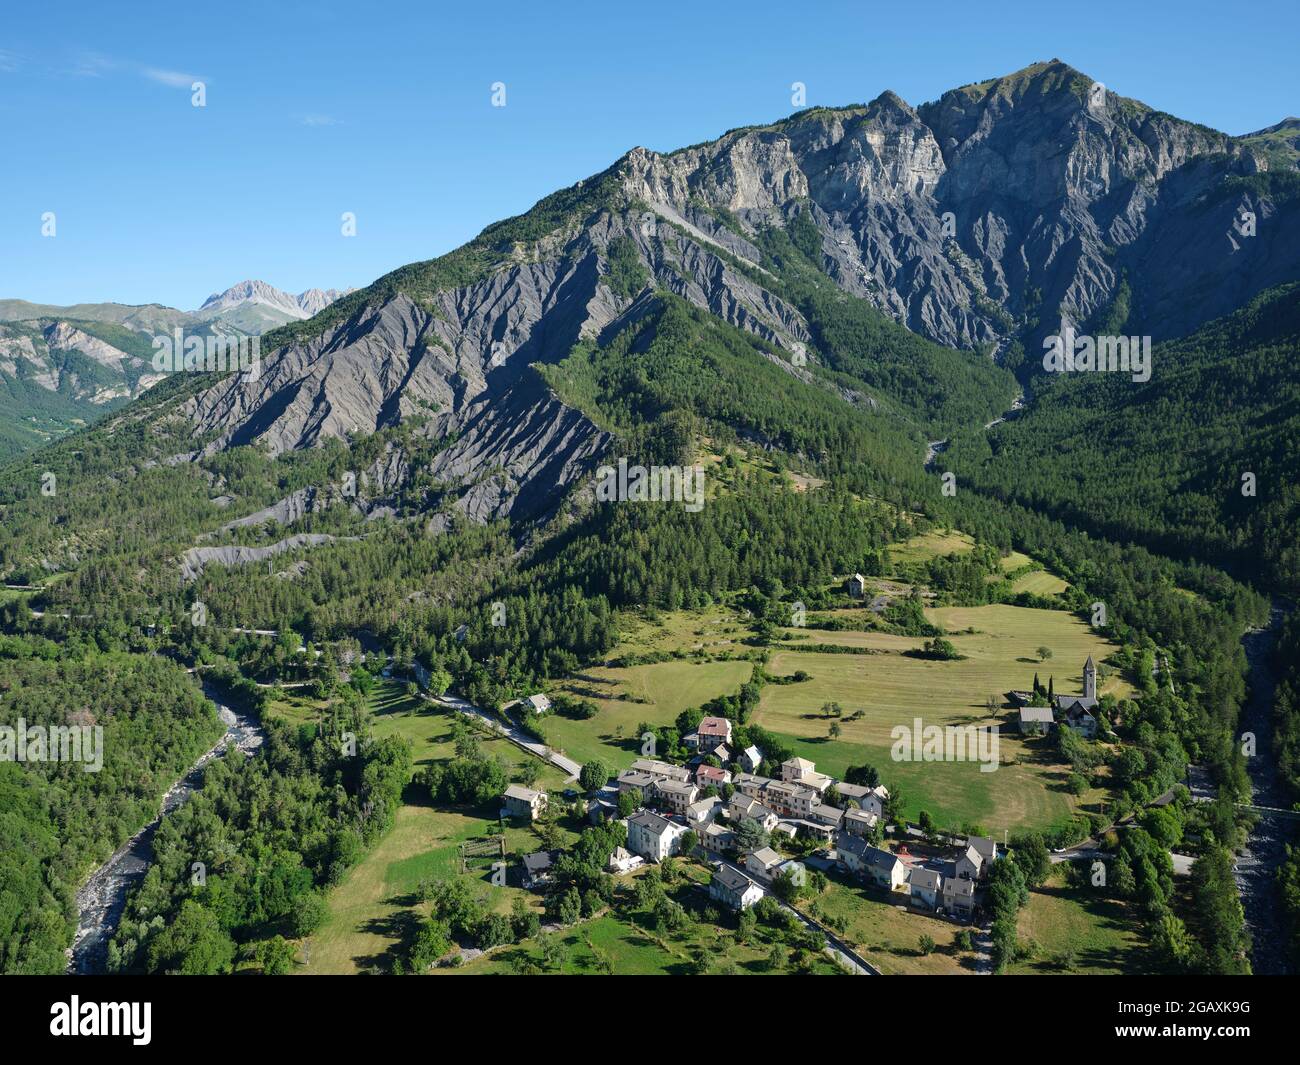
[353,908,424,973]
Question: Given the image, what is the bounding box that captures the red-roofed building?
[696,716,734,753]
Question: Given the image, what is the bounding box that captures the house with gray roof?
[745,846,784,880]
[942,874,976,916]
[701,822,737,855]
[907,866,943,909]
[626,810,686,863]
[709,864,764,911]
[967,835,998,869]
[836,832,905,890]
[1017,705,1055,734]
[653,778,699,815]
[502,784,547,821]
[521,849,557,888]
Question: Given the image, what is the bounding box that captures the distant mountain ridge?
[7,60,1300,539]
[0,280,349,458]
[197,280,353,322]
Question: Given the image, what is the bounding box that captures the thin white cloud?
[0,50,22,73]
[300,113,340,127]
[69,51,121,77]
[141,67,205,89]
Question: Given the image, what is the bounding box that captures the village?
[501,712,1000,927]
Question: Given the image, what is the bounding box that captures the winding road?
[430,691,581,782]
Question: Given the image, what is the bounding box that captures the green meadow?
[1007,866,1151,975]
[755,602,1129,833]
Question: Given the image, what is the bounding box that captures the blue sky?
[3,0,1297,309]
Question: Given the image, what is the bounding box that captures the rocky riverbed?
[67,683,264,974]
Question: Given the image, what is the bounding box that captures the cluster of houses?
[832,832,996,918]
[1010,656,1100,738]
[501,712,996,924]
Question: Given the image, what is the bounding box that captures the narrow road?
[923,384,1023,470]
[709,854,878,975]
[68,680,265,974]
[431,692,581,782]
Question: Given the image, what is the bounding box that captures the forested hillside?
[0,645,222,973]
[944,284,1300,595]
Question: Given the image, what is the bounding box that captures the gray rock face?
[0,321,155,406]
[622,59,1299,348]
[180,533,347,581]
[156,60,1300,526]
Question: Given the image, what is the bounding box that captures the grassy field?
[798,872,973,974]
[755,602,1130,833]
[888,532,1070,600]
[299,800,563,975]
[541,608,756,769]
[1007,867,1150,975]
[442,865,842,976]
[288,684,581,974]
[1007,569,1070,597]
[886,528,976,568]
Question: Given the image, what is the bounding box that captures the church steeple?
[1083,656,1097,701]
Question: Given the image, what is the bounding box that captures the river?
[67,680,264,974]
[1233,603,1291,975]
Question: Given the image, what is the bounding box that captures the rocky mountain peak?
[197,280,351,320]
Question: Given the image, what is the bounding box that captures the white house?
[836,833,905,890]
[967,835,997,874]
[745,847,784,881]
[842,808,880,837]
[860,785,890,819]
[847,573,867,597]
[521,850,557,888]
[955,844,984,881]
[942,874,975,917]
[502,784,547,821]
[525,693,552,715]
[781,757,832,794]
[709,865,764,911]
[607,846,644,875]
[686,796,723,829]
[908,867,943,910]
[626,810,686,863]
[739,746,763,773]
